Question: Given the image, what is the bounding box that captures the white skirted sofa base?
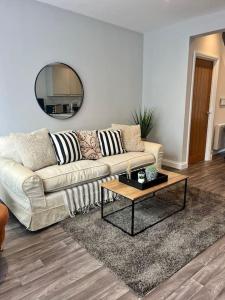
[0,142,163,231]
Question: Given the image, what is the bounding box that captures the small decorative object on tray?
[145,164,157,181]
[138,170,145,183]
[119,167,168,190]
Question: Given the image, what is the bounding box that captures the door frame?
[186,51,220,165]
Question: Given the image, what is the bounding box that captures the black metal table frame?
[101,178,188,237]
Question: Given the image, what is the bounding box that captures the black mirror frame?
[34,62,84,120]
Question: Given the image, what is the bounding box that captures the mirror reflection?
[35,63,84,119]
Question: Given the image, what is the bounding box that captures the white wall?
[143,10,225,167]
[213,37,225,126]
[0,0,143,135]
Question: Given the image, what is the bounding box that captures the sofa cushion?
[0,135,22,163]
[97,130,125,157]
[35,160,109,192]
[111,124,144,152]
[49,131,82,165]
[76,130,102,160]
[12,128,57,171]
[98,152,155,175]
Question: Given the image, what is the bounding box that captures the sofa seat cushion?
[98,152,155,175]
[35,160,109,192]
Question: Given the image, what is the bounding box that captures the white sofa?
[0,140,163,231]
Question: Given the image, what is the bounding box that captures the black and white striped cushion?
[49,131,82,165]
[97,130,125,157]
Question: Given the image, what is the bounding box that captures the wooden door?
[189,58,213,165]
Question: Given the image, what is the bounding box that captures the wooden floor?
[1,154,225,300]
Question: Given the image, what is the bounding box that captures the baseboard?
[162,159,188,170]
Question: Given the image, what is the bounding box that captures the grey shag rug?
[61,185,225,297]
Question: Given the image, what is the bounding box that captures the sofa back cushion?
[76,130,102,160]
[97,130,125,157]
[49,131,82,165]
[0,135,22,163]
[111,124,144,152]
[12,128,57,171]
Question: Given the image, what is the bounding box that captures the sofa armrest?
[0,158,46,210]
[143,141,163,168]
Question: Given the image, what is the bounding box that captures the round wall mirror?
[35,63,84,119]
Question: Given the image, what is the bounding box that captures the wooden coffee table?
[101,169,188,236]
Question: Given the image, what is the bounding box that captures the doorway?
[188,58,213,165]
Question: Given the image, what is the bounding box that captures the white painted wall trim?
[162,159,188,170]
[185,51,220,166]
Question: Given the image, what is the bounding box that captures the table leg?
[101,187,104,218]
[131,201,134,236]
[183,178,188,209]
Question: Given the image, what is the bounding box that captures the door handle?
[206,111,212,115]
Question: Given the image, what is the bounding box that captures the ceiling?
[36,0,225,33]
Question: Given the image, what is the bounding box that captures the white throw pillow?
[111,124,144,152]
[12,128,57,171]
[0,135,22,163]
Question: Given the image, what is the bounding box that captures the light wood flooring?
[1,154,225,300]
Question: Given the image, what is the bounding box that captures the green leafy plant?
[132,108,153,139]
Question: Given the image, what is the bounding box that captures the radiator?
[213,123,225,150]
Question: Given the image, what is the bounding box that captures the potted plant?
[145,164,158,181]
[132,108,153,139]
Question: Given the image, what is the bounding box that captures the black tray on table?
[118,168,168,190]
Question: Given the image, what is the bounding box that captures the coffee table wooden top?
[101,169,188,201]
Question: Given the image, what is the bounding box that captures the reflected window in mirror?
[35,63,84,119]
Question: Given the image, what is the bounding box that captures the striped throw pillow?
[49,131,82,165]
[97,130,125,157]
